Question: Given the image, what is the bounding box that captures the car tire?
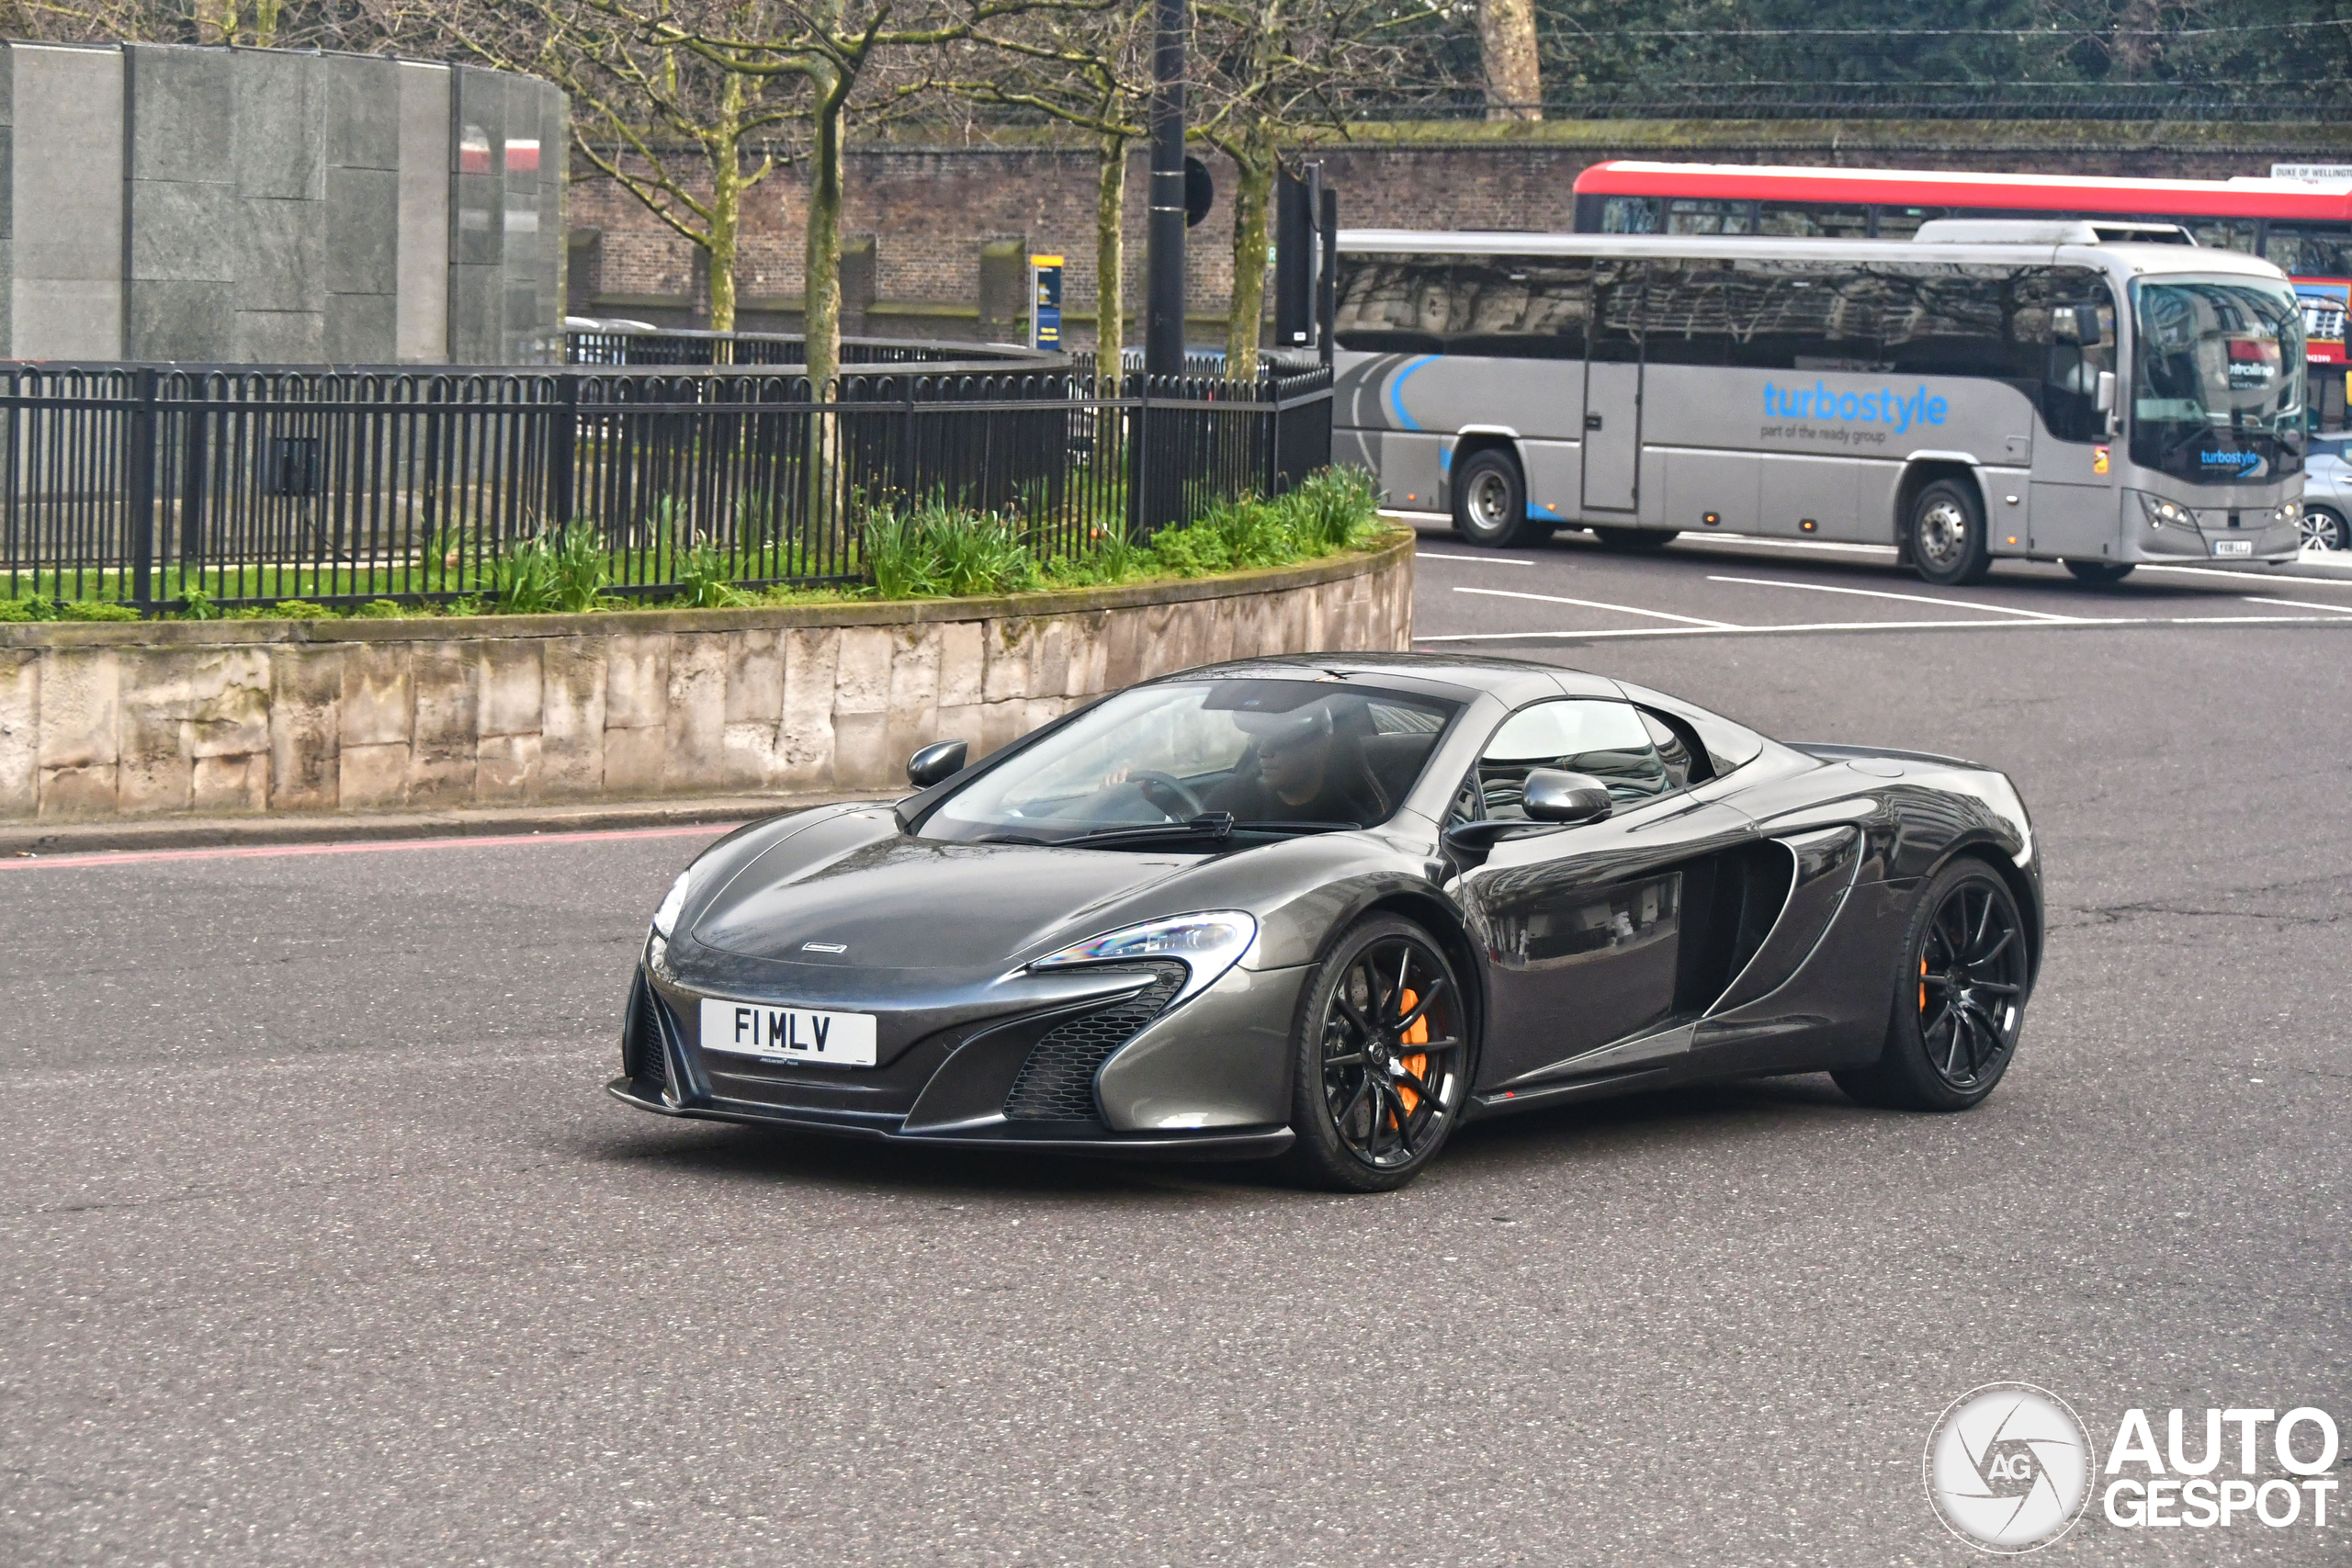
[1451,449,1543,549]
[1905,479,1992,586]
[2305,505,2349,553]
[1281,914,1472,1192]
[1835,858,2031,1113]
[2062,559,2135,585]
[1592,526,1679,550]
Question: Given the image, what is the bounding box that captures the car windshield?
[2130,277,2306,485]
[921,679,1461,847]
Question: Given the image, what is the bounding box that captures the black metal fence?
[563,325,1065,369]
[0,359,1333,612]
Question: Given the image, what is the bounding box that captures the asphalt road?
[5,529,2349,1565]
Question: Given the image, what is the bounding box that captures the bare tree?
[438,0,804,333]
[636,0,1082,400]
[1477,0,1538,119]
[944,1,1153,359]
[1193,0,1397,379]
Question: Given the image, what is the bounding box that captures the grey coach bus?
[1332,221,2308,584]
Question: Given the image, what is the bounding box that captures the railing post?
[1264,375,1281,498]
[548,372,579,529]
[128,367,158,613]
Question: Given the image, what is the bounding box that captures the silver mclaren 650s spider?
[613,653,2041,1190]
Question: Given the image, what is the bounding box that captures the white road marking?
[1453,585,1737,628]
[0,822,736,872]
[1417,551,1534,565]
[1703,574,2084,622]
[2139,562,2352,589]
[1677,533,1897,557]
[1416,613,2351,644]
[1421,617,2119,642]
[2244,595,2352,615]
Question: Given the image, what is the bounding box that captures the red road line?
[1,821,740,872]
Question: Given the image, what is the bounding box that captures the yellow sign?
[2092,445,2110,476]
[1030,254,1065,267]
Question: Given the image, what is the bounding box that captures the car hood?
[687,807,1211,972]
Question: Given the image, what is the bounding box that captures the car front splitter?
[605,1077,1295,1161]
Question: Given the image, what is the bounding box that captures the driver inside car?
[1204,705,1390,827]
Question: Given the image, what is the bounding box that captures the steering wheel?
[1125,769,1205,819]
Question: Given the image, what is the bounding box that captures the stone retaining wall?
[0,538,1412,823]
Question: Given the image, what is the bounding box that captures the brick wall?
[568,121,2352,348]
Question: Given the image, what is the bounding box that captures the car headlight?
[2137,492,2197,532]
[1029,911,1258,1002]
[650,870,694,941]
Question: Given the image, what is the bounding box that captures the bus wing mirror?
[2095,369,2117,417]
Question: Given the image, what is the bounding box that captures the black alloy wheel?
[1284,915,1470,1191]
[1591,525,1679,550]
[1906,479,1992,586]
[2304,506,2349,552]
[2063,558,2135,585]
[1836,860,2030,1111]
[1451,448,1543,549]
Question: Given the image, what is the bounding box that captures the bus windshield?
[2131,278,2305,484]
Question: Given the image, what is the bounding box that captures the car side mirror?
[1522,768,1614,825]
[1442,770,1612,855]
[906,739,968,788]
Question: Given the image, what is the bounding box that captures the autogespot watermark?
[1925,1384,2093,1552]
[1924,1385,2342,1552]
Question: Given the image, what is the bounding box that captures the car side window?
[1476,699,1670,818]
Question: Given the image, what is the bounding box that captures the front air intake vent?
[623,972,672,1098]
[1002,964,1186,1122]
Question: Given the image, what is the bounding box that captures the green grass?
[0,468,1389,623]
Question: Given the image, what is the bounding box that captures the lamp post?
[1143,0,1186,380]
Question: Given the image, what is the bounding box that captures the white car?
[2306,435,2350,551]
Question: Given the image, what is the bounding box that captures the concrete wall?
[0,538,1413,823]
[0,40,560,365]
[4,43,126,359]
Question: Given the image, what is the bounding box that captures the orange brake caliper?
[1391,987,1431,1122]
[1919,956,1928,1014]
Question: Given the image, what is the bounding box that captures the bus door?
[2024,278,2121,561]
[1582,259,1645,512]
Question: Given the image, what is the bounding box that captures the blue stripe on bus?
[1385,355,1438,431]
[1531,502,1565,520]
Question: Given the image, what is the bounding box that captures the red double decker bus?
[1572,162,2352,431]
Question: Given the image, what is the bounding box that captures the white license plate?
[2212,537,2254,558]
[700,998,877,1067]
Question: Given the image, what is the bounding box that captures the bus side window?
[1645,260,1735,366]
[1602,197,1660,234]
[1590,260,1645,363]
[2022,266,2117,444]
[1876,265,2011,378]
[1759,202,1870,239]
[1333,254,1448,354]
[2184,218,2257,254]
[1720,259,1883,372]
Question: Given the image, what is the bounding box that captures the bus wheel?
[2063,559,2134,585]
[1592,526,1679,550]
[1906,479,1991,586]
[1452,449,1540,549]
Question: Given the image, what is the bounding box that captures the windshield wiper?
[987,813,1361,851]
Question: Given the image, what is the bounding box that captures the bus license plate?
[700,998,877,1066]
[2212,538,2253,558]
